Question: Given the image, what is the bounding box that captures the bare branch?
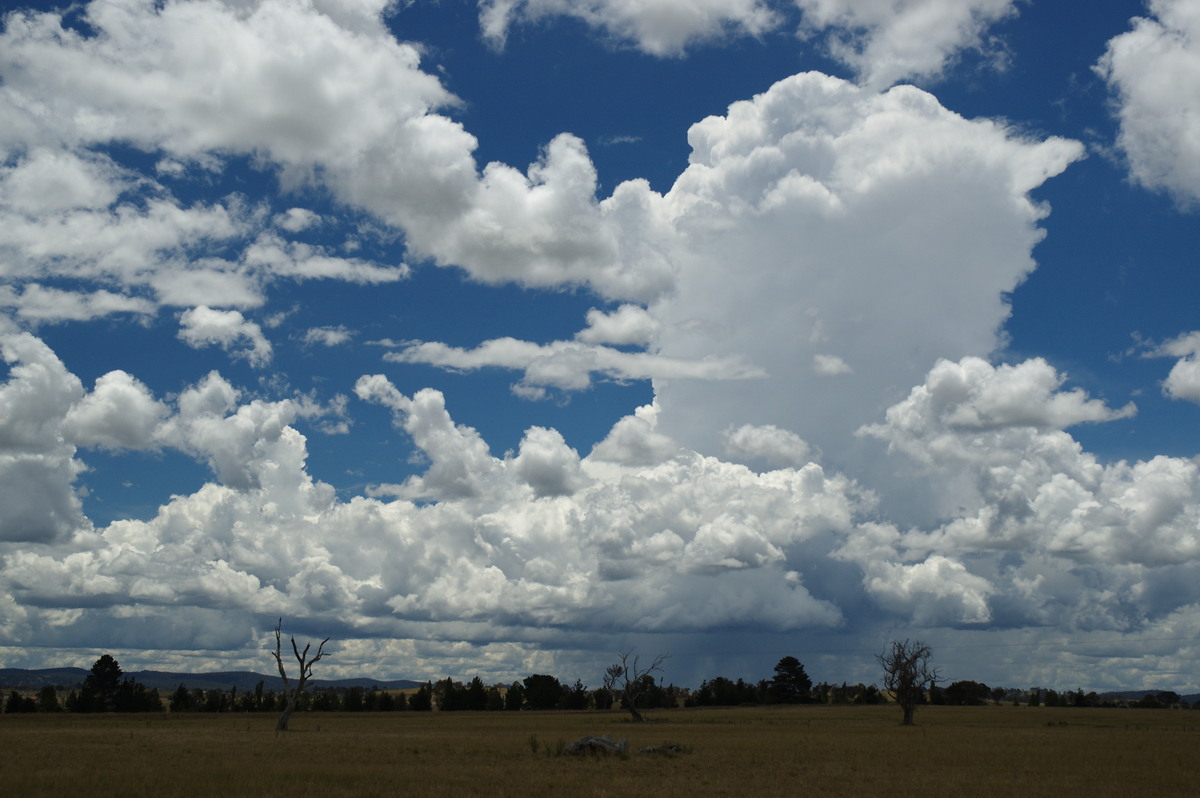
[878,639,939,726]
[604,649,670,722]
[272,620,331,732]
[272,619,291,693]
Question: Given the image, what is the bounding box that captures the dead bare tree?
[878,639,940,726]
[272,619,329,732]
[603,649,668,722]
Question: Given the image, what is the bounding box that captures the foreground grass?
[6,705,1199,797]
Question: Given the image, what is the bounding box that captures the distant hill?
[0,667,421,692]
[1098,689,1200,705]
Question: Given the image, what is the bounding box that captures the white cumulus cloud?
[1098,0,1200,205]
[478,0,1021,89]
[648,72,1084,478]
[0,334,88,543]
[178,306,273,367]
[722,423,815,468]
[795,0,1021,89]
[63,371,170,451]
[576,304,662,346]
[0,0,673,305]
[1151,331,1200,404]
[479,0,779,56]
[2,332,1200,684]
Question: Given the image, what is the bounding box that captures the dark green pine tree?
[521,674,563,710]
[409,682,433,711]
[79,654,124,712]
[768,656,813,704]
[6,690,37,713]
[504,681,525,711]
[170,684,194,712]
[37,685,61,713]
[465,676,488,711]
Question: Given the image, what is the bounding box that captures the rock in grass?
[565,734,628,755]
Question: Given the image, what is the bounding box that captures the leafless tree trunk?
[878,639,940,726]
[272,619,329,732]
[603,650,668,722]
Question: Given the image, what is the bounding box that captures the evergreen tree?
[522,674,563,710]
[237,689,258,712]
[855,684,885,705]
[203,689,226,712]
[465,677,488,711]
[409,682,433,711]
[170,684,194,712]
[79,654,124,712]
[561,679,591,710]
[435,678,464,711]
[344,686,365,712]
[592,687,614,710]
[768,656,812,704]
[944,680,990,706]
[6,690,37,713]
[831,682,851,705]
[504,681,525,711]
[37,685,61,713]
[118,682,161,712]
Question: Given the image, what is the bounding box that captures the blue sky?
[2,0,1200,693]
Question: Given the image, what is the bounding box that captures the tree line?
[6,647,1195,716]
[4,654,162,714]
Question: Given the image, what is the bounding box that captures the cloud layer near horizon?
[3,323,1198,685]
[1,0,1199,689]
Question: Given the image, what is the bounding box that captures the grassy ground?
[5,705,1199,796]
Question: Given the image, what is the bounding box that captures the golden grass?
[5,705,1199,797]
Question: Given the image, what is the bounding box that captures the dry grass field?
[5,705,1199,797]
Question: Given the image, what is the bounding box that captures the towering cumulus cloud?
[648,73,1083,477]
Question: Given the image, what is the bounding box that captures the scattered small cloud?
[812,354,852,376]
[177,306,273,367]
[1146,331,1200,404]
[302,326,355,348]
[274,207,322,233]
[598,134,642,147]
